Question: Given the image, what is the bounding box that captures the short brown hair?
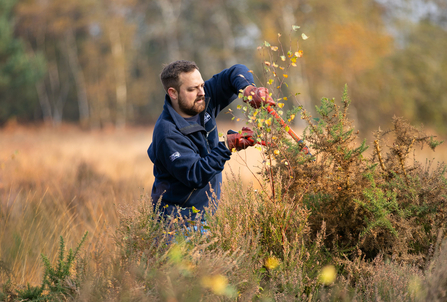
[160,60,199,93]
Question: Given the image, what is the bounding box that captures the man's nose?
[198,86,205,96]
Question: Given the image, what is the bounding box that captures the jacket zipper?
[205,125,216,154]
[182,188,196,206]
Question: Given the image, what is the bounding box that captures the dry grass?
[0,124,151,285]
[0,121,265,286]
[1,120,446,300]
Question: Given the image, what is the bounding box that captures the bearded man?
[148,60,274,221]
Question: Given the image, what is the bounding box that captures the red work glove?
[226,127,255,151]
[243,86,276,109]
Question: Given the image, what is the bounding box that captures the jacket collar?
[164,95,210,135]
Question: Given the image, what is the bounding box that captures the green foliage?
[0,0,45,124]
[15,283,44,301]
[41,232,88,295]
[19,232,88,301]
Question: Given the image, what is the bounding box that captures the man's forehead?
[179,69,204,87]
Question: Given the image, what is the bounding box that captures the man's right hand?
[243,86,276,108]
[226,127,255,151]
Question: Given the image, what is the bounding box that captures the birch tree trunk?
[65,29,90,128]
[213,7,237,67]
[156,0,182,61]
[110,29,127,129]
[35,81,52,126]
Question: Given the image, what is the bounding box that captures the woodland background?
[1,0,447,135]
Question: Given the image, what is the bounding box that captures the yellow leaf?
[283,74,288,78]
[278,103,285,108]
[283,97,288,101]
[273,150,280,155]
[264,61,271,66]
[301,33,309,40]
[296,50,303,57]
[270,46,278,51]
[280,56,286,61]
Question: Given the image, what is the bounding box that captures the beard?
[178,95,206,117]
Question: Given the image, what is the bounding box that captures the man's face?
[170,69,205,118]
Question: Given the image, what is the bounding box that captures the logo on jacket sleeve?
[169,151,181,162]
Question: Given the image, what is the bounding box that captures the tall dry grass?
[1,120,446,301]
[0,122,263,287]
[0,124,153,285]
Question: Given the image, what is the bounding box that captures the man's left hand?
[226,127,255,151]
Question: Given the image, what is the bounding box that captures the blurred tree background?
[1,0,446,134]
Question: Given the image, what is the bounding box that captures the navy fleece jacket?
[148,64,254,219]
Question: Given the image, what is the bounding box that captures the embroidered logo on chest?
[169,151,181,162]
[204,112,211,124]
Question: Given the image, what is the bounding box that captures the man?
[147,60,275,221]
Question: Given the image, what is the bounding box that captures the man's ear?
[167,87,178,100]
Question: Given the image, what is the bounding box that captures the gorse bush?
[243,32,446,267]
[262,88,446,263]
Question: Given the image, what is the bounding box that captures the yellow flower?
[201,274,228,295]
[264,257,280,270]
[273,150,280,155]
[319,265,337,285]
